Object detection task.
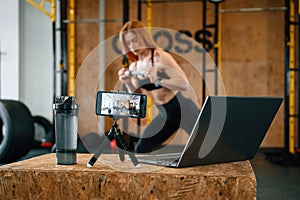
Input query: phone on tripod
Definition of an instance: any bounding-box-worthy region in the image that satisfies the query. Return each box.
[95,91,147,118]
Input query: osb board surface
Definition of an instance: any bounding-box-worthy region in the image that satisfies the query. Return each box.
[0,154,256,200]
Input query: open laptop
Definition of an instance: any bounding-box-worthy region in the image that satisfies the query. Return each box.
[137,96,283,167]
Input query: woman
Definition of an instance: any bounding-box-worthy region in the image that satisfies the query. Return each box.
[118,20,199,153]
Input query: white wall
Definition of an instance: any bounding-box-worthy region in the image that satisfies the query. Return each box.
[20,0,54,121]
[0,0,54,121]
[0,0,20,100]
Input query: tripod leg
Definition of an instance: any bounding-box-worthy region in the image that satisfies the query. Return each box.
[87,137,110,167]
[127,151,140,167]
[116,139,125,162]
[115,131,140,167]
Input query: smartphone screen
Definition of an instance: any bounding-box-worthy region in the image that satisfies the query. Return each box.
[95,91,147,118]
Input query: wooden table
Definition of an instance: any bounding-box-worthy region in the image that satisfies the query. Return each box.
[0,153,256,199]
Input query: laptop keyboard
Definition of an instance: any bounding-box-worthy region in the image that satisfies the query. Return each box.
[137,153,181,166]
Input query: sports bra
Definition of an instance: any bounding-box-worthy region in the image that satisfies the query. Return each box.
[136,49,169,91]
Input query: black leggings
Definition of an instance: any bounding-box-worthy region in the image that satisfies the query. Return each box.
[135,92,200,153]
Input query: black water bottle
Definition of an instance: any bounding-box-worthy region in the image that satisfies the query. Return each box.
[53,96,79,165]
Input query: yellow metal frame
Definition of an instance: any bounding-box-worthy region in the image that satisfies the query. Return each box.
[217,3,222,94]
[146,0,153,124]
[68,0,76,96]
[289,0,296,154]
[146,0,152,28]
[26,0,56,22]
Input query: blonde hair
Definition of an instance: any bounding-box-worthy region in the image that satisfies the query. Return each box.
[119,20,158,62]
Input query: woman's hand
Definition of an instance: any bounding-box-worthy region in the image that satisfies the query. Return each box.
[118,68,131,85]
[144,66,158,84]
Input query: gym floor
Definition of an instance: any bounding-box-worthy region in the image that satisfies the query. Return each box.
[2,148,300,199]
[250,149,300,200]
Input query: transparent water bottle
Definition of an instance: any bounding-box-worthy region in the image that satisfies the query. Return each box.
[53,96,79,165]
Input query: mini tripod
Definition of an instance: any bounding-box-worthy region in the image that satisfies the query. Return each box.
[87,117,140,167]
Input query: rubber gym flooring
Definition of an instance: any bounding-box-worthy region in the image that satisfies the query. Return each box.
[1,148,300,200]
[250,149,300,200]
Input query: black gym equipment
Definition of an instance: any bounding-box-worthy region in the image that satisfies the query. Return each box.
[0,100,34,163]
[32,115,54,149]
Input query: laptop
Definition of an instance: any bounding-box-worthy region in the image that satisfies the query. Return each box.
[136,96,283,167]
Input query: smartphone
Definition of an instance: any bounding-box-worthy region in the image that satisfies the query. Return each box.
[95,91,147,118]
